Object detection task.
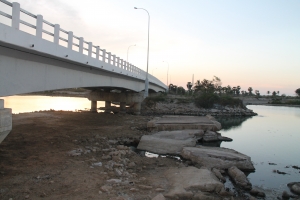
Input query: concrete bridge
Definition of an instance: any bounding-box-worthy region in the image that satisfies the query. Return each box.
[0,0,167,143]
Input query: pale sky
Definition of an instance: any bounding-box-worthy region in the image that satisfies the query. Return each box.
[1,0,299,95]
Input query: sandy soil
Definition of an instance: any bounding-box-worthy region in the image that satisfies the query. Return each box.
[0,111,184,200]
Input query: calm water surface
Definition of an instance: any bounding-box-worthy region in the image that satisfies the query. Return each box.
[220,105,300,192]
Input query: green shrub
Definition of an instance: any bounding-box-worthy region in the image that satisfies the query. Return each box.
[286,100,300,105]
[194,94,244,108]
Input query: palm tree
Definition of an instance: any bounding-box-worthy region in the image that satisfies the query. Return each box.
[267,91,270,95]
[248,87,253,95]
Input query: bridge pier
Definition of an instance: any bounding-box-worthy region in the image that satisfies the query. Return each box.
[0,99,12,144]
[90,100,97,113]
[87,91,144,115]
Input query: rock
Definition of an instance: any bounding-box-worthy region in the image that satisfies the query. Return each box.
[287,182,300,195]
[203,131,219,142]
[212,168,226,182]
[137,135,197,154]
[67,149,83,156]
[193,192,222,200]
[151,193,166,200]
[155,188,165,192]
[138,185,153,190]
[164,166,225,199]
[181,146,255,171]
[282,191,290,199]
[101,155,111,160]
[250,188,266,197]
[127,162,136,168]
[114,168,122,176]
[92,162,102,167]
[100,185,112,192]
[106,179,122,184]
[129,188,139,192]
[228,166,252,190]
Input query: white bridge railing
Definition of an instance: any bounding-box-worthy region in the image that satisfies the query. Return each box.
[0,0,145,77]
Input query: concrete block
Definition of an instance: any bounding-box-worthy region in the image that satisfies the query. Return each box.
[0,108,12,144]
[0,99,4,109]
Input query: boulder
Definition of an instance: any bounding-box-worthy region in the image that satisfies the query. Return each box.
[181,146,255,171]
[164,166,225,199]
[228,166,252,190]
[203,131,233,142]
[287,182,300,195]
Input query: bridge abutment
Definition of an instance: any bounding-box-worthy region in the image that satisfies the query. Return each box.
[0,99,12,144]
[87,91,144,114]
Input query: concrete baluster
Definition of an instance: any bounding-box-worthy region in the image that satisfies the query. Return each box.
[107,52,111,65]
[88,42,92,57]
[96,46,100,60]
[102,49,106,62]
[68,31,73,50]
[120,59,123,69]
[112,55,116,66]
[116,57,120,68]
[54,24,60,44]
[36,15,43,38]
[79,37,84,54]
[12,2,20,30]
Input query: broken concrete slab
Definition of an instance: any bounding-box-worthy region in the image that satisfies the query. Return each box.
[164,166,226,199]
[181,146,255,171]
[137,135,197,155]
[147,115,221,132]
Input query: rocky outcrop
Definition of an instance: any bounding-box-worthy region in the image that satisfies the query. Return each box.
[181,146,255,171]
[142,100,257,116]
[202,130,232,142]
[228,166,252,190]
[164,166,231,199]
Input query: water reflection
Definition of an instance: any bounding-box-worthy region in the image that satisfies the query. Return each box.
[220,105,300,192]
[215,116,253,131]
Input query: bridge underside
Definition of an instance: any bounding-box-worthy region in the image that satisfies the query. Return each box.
[0,43,164,97]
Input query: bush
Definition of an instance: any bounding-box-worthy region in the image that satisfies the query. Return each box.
[286,100,300,105]
[144,94,166,107]
[194,94,244,108]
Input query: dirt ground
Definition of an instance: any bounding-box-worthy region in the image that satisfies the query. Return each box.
[0,111,183,200]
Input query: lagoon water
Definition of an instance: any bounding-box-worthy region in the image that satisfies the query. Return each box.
[220,105,300,192]
[2,96,300,193]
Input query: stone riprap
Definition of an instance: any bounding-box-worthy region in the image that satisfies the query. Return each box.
[164,166,231,199]
[147,115,221,132]
[137,130,203,154]
[143,101,257,116]
[181,146,255,171]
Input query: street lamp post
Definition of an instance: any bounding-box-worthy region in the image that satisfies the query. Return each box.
[134,7,150,98]
[127,44,136,63]
[163,61,169,87]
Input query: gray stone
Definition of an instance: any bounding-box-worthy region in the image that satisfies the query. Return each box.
[164,166,224,199]
[181,146,255,171]
[228,166,252,190]
[151,193,166,200]
[287,182,300,195]
[212,168,226,183]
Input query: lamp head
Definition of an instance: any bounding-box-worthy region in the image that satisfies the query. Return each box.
[134,7,137,9]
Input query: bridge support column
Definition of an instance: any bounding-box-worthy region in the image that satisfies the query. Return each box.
[132,102,141,115]
[87,91,144,115]
[0,99,12,144]
[120,102,126,114]
[105,101,111,113]
[90,100,97,113]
